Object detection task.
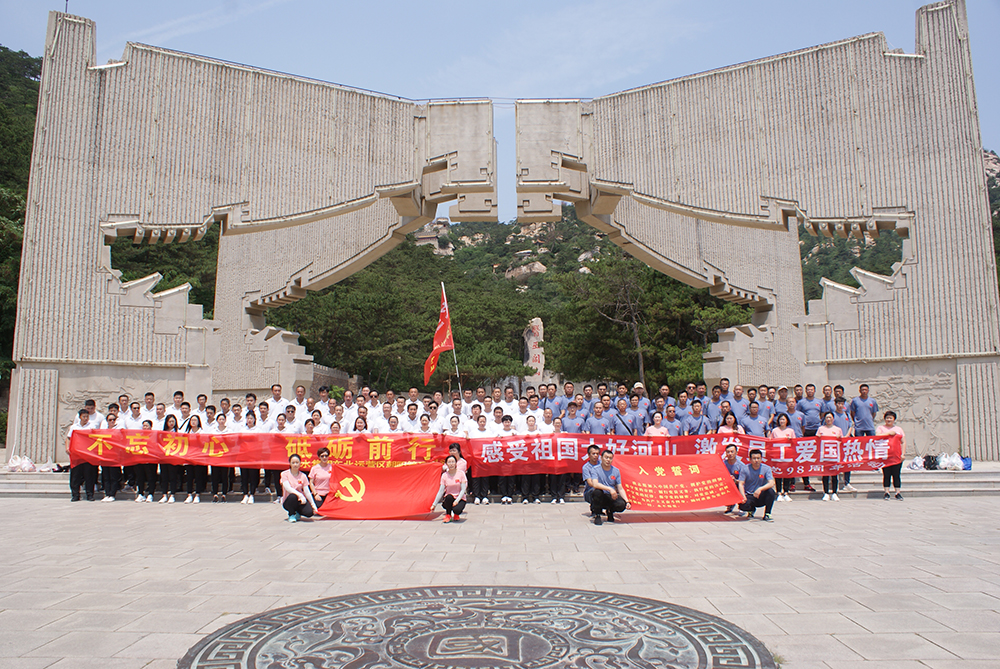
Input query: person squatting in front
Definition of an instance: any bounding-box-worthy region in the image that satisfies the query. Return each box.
[738,448,776,521]
[280,454,318,523]
[584,448,630,525]
[432,454,468,523]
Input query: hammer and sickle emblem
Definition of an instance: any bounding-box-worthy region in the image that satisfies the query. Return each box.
[335,475,366,502]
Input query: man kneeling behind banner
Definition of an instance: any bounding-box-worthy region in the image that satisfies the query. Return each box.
[318,462,442,520]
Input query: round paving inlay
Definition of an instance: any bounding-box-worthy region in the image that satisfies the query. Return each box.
[179,586,776,668]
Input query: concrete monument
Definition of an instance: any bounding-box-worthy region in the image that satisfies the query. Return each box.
[8,0,999,462]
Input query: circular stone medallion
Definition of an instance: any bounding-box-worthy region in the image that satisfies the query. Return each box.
[179,586,776,669]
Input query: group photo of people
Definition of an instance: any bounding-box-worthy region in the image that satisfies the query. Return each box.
[65,377,905,524]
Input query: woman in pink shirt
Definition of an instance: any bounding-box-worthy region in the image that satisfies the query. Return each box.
[644,412,670,437]
[308,447,332,508]
[816,412,843,501]
[281,454,317,523]
[717,412,745,435]
[876,410,906,500]
[431,454,468,523]
[770,413,796,502]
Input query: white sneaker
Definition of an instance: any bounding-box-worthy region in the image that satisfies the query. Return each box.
[550,498,558,504]
[474,498,481,505]
[192,495,200,504]
[831,493,840,501]
[159,495,168,504]
[558,498,565,504]
[240,496,247,504]
[147,494,154,503]
[135,495,144,503]
[184,496,192,504]
[783,494,792,502]
[843,484,858,493]
[168,495,175,504]
[534,499,541,504]
[103,496,115,503]
[248,495,254,504]
[482,497,490,505]
[522,498,529,505]
[822,493,830,501]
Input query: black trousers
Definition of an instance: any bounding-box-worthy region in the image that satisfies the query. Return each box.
[282,494,315,517]
[264,469,282,492]
[739,488,776,515]
[499,475,516,497]
[186,465,208,495]
[777,477,793,493]
[135,463,157,496]
[549,473,566,500]
[241,468,260,496]
[70,463,98,500]
[590,489,627,517]
[882,463,902,489]
[520,474,541,501]
[822,475,839,494]
[801,427,818,485]
[210,466,232,495]
[101,466,122,498]
[443,494,467,517]
[160,464,183,495]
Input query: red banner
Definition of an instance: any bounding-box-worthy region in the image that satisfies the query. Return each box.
[69,430,902,479]
[616,455,745,511]
[318,462,441,520]
[69,431,451,470]
[465,433,902,477]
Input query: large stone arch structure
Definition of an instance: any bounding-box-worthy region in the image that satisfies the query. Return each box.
[9,0,1000,461]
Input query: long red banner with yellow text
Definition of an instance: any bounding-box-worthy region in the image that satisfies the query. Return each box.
[69,430,902,477]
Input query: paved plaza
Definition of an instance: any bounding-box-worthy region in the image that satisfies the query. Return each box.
[1,494,998,668]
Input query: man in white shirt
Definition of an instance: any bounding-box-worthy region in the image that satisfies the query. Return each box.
[400,403,422,432]
[512,398,533,433]
[257,402,276,432]
[72,399,107,428]
[268,384,289,417]
[489,407,506,436]
[122,402,146,430]
[166,391,185,421]
[284,405,305,432]
[341,390,359,426]
[391,396,408,419]
[500,386,518,415]
[140,393,157,422]
[316,386,332,417]
[427,402,445,433]
[291,385,309,415]
[152,403,167,430]
[461,389,476,416]
[192,394,209,424]
[538,408,557,434]
[67,409,99,501]
[370,402,393,432]
[229,404,246,431]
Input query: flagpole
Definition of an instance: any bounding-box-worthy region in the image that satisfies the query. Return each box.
[442,282,462,395]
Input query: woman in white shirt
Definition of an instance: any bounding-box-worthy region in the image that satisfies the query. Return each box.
[239,412,260,504]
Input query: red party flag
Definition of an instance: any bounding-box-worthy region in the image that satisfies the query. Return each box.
[423,283,455,385]
[318,462,442,519]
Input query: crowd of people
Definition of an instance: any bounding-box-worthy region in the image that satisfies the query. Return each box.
[65,378,906,523]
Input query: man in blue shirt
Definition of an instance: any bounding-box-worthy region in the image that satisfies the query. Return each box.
[820,385,837,415]
[832,397,858,493]
[632,383,651,416]
[674,392,693,422]
[561,403,587,434]
[611,398,640,435]
[738,449,776,521]
[723,444,747,516]
[580,385,597,417]
[581,445,602,504]
[657,384,676,408]
[718,378,733,405]
[662,405,683,436]
[648,397,667,425]
[729,386,750,420]
[627,395,648,433]
[705,385,725,429]
[796,384,825,437]
[740,402,769,437]
[756,385,774,425]
[682,400,712,435]
[849,384,879,436]
[783,398,805,437]
[585,403,613,435]
[585,449,630,525]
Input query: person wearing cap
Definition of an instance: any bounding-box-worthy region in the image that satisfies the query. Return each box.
[632,382,651,415]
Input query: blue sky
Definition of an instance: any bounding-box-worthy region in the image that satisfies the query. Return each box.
[2,0,997,222]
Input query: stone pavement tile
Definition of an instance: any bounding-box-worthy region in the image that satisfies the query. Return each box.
[121,579,204,595]
[918,633,999,660]
[916,592,1000,610]
[850,577,933,594]
[115,632,205,658]
[0,591,76,610]
[833,633,958,661]
[25,631,145,658]
[915,577,1000,594]
[0,659,56,669]
[45,658,160,669]
[117,611,222,634]
[708,596,797,616]
[196,612,248,635]
[844,610,952,633]
[0,631,58,657]
[37,610,135,632]
[847,593,948,612]
[188,594,282,614]
[727,580,810,598]
[778,595,873,613]
[822,661,929,669]
[766,612,869,635]
[754,633,862,663]
[47,592,141,611]
[921,608,1000,632]
[922,661,1000,669]
[660,582,738,598]
[186,580,264,597]
[721,613,784,637]
[0,609,69,631]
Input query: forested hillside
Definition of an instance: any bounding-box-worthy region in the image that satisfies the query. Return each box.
[1,44,999,395]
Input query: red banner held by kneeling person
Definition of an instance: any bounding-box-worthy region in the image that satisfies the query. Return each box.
[318,462,442,520]
[615,455,745,512]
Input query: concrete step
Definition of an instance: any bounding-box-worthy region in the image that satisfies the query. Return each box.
[3,470,1000,499]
